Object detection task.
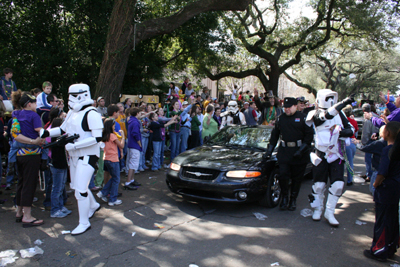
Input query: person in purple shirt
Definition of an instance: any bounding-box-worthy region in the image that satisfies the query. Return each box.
[125,108,143,190]
[364,92,400,128]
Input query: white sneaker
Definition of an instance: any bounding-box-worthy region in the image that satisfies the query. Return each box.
[96,191,108,203]
[51,210,68,218]
[108,199,122,206]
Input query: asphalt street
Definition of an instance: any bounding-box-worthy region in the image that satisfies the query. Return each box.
[0,150,399,267]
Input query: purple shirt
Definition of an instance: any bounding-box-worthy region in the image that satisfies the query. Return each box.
[13,110,42,139]
[372,102,400,128]
[128,116,142,151]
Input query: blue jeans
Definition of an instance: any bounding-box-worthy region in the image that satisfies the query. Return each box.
[369,170,377,195]
[89,173,96,189]
[120,144,128,170]
[346,143,356,183]
[50,167,67,214]
[139,136,149,170]
[180,127,190,154]
[170,131,182,161]
[43,160,53,207]
[199,130,203,145]
[365,153,373,177]
[101,161,120,202]
[152,141,162,170]
[160,139,165,165]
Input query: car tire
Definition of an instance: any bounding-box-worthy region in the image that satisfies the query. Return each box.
[166,180,178,193]
[259,167,281,208]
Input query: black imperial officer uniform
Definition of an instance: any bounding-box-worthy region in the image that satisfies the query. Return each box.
[266,97,314,211]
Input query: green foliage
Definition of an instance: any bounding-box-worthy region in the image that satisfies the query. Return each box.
[1,0,235,99]
[0,0,113,100]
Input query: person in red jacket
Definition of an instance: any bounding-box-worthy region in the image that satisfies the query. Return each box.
[343,105,359,186]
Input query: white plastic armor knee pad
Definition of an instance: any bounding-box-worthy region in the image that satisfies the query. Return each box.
[328,181,344,196]
[75,190,89,201]
[312,182,326,194]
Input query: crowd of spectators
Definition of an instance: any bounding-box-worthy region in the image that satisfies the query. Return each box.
[1,67,400,255]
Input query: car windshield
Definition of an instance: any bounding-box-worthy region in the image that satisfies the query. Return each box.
[206,126,272,150]
[353,109,364,117]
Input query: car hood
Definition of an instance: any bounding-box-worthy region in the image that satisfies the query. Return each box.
[173,145,264,171]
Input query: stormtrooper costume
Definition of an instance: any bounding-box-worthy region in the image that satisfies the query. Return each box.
[220,101,246,129]
[41,84,103,235]
[305,89,354,226]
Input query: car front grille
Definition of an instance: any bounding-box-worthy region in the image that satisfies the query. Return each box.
[181,167,220,181]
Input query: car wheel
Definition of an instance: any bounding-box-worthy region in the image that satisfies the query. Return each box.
[259,168,281,208]
[166,180,178,193]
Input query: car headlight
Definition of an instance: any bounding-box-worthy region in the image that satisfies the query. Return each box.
[170,163,181,171]
[226,170,261,178]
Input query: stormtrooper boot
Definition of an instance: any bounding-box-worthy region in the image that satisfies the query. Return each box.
[87,190,101,219]
[71,194,91,235]
[324,194,340,227]
[312,193,324,221]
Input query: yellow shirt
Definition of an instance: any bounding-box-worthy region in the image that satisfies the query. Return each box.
[116,114,127,137]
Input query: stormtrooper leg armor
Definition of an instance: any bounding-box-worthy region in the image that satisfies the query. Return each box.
[324,181,344,227]
[70,157,97,235]
[310,182,326,221]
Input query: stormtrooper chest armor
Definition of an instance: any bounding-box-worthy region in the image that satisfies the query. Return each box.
[62,107,100,157]
[314,113,344,153]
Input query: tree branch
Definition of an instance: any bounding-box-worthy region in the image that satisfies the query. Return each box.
[284,72,318,96]
[137,0,252,43]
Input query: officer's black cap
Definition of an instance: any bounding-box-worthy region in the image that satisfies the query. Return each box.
[283,97,298,108]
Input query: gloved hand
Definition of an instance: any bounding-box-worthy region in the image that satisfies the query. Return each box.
[293,150,302,158]
[343,94,355,105]
[40,129,49,138]
[293,143,309,158]
[263,144,274,159]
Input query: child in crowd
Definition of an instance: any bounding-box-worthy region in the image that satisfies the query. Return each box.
[36,81,53,114]
[355,126,387,195]
[363,121,400,262]
[49,118,71,218]
[148,113,177,171]
[96,118,125,206]
[189,92,195,104]
[138,107,150,172]
[30,88,41,98]
[125,108,143,190]
[155,107,173,168]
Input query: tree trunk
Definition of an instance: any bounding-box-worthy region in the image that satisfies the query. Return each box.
[95,0,252,104]
[96,0,136,104]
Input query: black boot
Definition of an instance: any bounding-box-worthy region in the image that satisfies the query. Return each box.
[280,195,289,210]
[6,162,15,177]
[288,196,297,211]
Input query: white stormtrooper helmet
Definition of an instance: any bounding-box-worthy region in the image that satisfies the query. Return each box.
[68,84,94,111]
[316,89,338,109]
[227,100,239,113]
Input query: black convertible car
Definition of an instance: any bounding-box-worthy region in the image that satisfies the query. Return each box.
[166,125,285,208]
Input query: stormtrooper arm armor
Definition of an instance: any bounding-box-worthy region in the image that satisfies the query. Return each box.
[338,111,354,138]
[40,127,64,138]
[220,116,227,129]
[239,112,246,125]
[323,96,354,120]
